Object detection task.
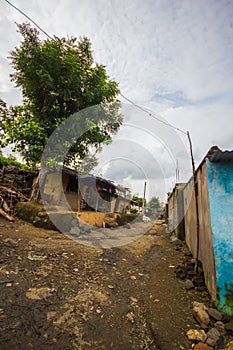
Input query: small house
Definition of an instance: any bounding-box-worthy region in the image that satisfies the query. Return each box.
[42,167,130,215]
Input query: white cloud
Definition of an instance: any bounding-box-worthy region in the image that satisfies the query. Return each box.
[0,0,232,199]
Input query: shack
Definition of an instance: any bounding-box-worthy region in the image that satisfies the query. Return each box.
[183,146,233,315]
[42,167,130,214]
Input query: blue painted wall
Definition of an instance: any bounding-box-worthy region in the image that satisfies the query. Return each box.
[206,160,233,315]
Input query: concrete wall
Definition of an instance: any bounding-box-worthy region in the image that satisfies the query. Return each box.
[206,160,233,314]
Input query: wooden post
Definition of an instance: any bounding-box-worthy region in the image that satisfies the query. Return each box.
[187,131,200,273]
[142,181,147,214]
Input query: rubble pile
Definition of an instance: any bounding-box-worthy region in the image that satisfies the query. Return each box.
[171,238,233,349]
[0,165,37,221]
[186,301,233,349]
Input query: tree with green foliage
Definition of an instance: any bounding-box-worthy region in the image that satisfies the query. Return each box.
[148,196,161,209]
[132,195,144,207]
[0,99,8,139]
[1,23,122,169]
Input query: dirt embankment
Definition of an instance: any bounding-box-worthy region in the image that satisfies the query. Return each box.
[0,217,216,349]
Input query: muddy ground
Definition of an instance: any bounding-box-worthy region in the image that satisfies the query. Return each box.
[0,217,214,349]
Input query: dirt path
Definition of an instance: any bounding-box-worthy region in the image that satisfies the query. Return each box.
[0,217,211,349]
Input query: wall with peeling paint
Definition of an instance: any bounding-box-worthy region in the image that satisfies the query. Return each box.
[183,165,217,303]
[206,160,233,315]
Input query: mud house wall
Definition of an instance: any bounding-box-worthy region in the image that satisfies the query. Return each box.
[206,160,233,315]
[114,194,128,213]
[43,173,63,204]
[60,173,80,211]
[43,173,80,211]
[43,172,127,214]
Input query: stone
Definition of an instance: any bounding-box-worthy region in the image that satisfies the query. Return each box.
[124,223,131,229]
[71,218,79,226]
[193,301,208,310]
[186,329,207,342]
[193,343,214,350]
[26,287,53,300]
[175,268,187,280]
[206,327,221,347]
[126,312,135,323]
[214,321,225,335]
[225,319,233,333]
[207,308,222,321]
[70,226,80,235]
[193,302,210,327]
[185,279,195,290]
[37,211,46,217]
[79,223,91,233]
[226,340,233,350]
[129,297,138,303]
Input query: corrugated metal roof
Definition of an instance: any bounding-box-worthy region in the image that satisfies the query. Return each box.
[50,167,130,193]
[208,149,233,163]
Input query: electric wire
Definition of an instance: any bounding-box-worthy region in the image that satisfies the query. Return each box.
[4,0,52,39]
[119,93,187,135]
[4,0,188,137]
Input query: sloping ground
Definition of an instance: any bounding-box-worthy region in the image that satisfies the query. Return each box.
[0,217,229,349]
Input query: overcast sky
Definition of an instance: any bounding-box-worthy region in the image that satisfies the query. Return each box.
[1,0,233,200]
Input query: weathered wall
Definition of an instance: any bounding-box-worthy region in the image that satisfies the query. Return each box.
[43,173,63,203]
[43,172,127,214]
[167,184,185,240]
[43,173,79,211]
[183,178,197,257]
[114,195,127,213]
[196,163,216,302]
[206,160,233,314]
[183,165,216,302]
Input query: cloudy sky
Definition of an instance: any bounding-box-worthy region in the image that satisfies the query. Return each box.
[1,0,233,200]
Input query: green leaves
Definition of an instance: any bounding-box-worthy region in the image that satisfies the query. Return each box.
[132,196,144,207]
[2,22,122,169]
[148,196,161,209]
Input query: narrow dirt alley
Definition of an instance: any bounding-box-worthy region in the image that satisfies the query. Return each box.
[0,217,211,350]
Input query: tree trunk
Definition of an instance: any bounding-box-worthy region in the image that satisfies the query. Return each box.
[30,168,48,202]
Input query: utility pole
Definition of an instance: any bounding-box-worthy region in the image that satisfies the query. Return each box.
[176,159,180,182]
[187,131,200,273]
[142,181,147,213]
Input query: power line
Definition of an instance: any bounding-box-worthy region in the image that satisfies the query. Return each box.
[4,0,187,137]
[4,0,52,39]
[119,93,187,135]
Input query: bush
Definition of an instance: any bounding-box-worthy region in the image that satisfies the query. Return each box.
[0,155,28,169]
